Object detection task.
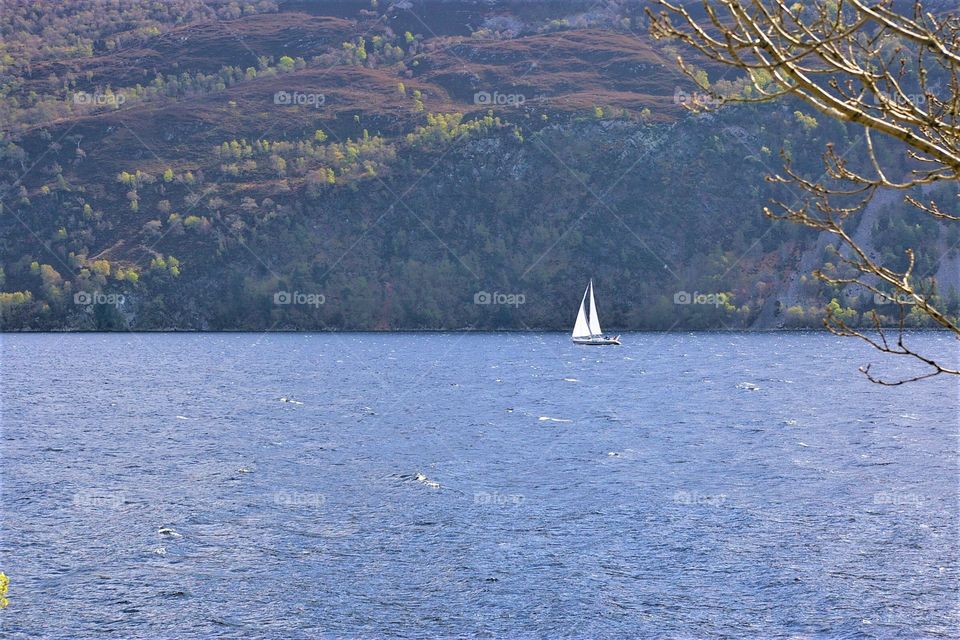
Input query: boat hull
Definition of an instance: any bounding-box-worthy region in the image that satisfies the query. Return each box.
[572,336,621,346]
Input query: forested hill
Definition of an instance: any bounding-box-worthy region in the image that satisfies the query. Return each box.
[1,0,957,330]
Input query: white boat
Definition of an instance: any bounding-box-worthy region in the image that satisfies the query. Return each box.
[571,279,621,346]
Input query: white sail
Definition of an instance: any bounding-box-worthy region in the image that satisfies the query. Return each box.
[572,285,591,338]
[587,280,602,336]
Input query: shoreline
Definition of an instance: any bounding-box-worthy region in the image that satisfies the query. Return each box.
[1,328,953,335]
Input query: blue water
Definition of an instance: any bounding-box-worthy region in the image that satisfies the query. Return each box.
[1,332,958,638]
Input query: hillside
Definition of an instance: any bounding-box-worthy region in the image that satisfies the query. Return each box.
[1,0,957,330]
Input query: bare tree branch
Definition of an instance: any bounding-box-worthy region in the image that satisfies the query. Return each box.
[648,0,959,383]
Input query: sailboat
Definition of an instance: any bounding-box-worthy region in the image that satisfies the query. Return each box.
[571,279,621,345]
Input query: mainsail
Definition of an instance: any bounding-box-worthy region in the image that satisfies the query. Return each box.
[572,285,591,339]
[587,280,602,336]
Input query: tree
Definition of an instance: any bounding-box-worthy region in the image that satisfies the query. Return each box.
[648,0,960,383]
[270,154,287,177]
[91,260,110,277]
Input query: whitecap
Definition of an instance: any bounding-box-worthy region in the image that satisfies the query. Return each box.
[539,416,572,423]
[414,472,441,489]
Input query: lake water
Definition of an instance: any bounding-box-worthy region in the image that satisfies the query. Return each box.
[1,332,958,638]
